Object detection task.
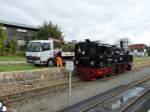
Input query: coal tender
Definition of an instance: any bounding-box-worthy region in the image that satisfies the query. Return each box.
[74,39,133,80]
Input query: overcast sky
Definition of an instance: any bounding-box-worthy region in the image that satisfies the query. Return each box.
[0,0,150,45]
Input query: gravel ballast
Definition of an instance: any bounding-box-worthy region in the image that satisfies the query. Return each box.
[11,67,150,112]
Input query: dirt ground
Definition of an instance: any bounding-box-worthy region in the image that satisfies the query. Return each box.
[8,66,150,112]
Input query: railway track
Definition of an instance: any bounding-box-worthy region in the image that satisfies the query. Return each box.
[0,78,80,107]
[0,62,149,110]
[118,87,150,112]
[60,76,150,112]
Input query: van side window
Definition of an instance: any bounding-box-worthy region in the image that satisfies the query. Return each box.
[42,43,51,51]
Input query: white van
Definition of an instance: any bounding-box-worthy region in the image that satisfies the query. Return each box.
[26,40,74,66]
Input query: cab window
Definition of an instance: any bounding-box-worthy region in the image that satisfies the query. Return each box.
[42,43,51,51]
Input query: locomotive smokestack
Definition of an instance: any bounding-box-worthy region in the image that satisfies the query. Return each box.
[85,39,90,43]
[120,40,124,49]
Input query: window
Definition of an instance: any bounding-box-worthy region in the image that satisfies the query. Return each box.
[27,42,41,52]
[17,29,27,32]
[41,43,51,51]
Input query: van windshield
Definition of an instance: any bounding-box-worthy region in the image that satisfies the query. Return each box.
[27,42,41,52]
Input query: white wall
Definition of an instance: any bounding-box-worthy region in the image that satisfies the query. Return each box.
[130,49,148,56]
[18,40,25,46]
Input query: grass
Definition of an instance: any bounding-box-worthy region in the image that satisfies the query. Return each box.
[133,56,150,62]
[0,64,48,72]
[0,55,25,61]
[0,55,149,72]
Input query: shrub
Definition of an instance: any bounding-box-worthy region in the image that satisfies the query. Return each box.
[4,37,18,54]
[62,42,75,52]
[10,38,18,53]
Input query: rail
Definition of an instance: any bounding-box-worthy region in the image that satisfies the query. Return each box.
[60,76,150,112]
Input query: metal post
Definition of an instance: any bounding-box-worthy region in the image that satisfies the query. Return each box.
[69,71,72,101]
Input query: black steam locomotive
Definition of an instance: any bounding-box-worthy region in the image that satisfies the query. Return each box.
[74,39,133,80]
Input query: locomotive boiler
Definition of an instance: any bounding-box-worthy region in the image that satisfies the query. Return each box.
[74,39,133,80]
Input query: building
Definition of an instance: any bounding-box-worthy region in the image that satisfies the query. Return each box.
[0,20,39,46]
[128,44,148,56]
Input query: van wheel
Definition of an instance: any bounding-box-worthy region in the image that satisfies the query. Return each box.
[47,59,55,66]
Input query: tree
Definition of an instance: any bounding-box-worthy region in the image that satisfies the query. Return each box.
[36,21,64,41]
[62,42,75,52]
[5,37,18,54]
[10,37,18,53]
[147,46,150,56]
[24,35,30,49]
[0,25,7,54]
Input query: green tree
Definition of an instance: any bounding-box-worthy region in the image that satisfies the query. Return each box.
[62,42,75,52]
[10,37,18,53]
[5,37,18,54]
[36,21,64,41]
[147,46,150,56]
[0,25,7,54]
[24,35,30,49]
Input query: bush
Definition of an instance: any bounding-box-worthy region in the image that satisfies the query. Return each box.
[10,38,18,53]
[62,42,75,52]
[4,38,18,55]
[19,45,26,51]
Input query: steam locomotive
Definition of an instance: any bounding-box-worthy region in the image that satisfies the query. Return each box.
[74,39,133,80]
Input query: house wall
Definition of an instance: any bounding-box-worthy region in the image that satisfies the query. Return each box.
[130,49,148,56]
[128,44,148,57]
[1,24,38,46]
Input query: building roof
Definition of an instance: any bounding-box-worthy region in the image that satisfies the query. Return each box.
[128,44,146,50]
[0,20,40,30]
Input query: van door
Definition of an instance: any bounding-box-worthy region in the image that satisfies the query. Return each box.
[41,42,54,62]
